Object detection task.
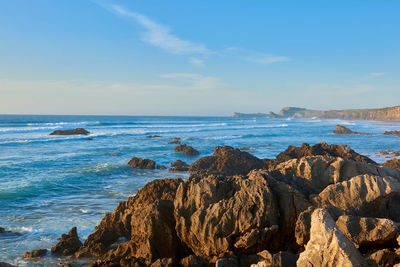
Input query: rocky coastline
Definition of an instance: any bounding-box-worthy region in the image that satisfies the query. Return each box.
[19,142,400,267]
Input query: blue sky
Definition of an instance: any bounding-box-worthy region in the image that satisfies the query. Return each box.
[0,0,399,115]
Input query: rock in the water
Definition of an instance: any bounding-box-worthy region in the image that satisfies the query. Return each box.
[336,215,398,249]
[147,135,162,138]
[366,248,398,267]
[382,158,400,170]
[312,174,400,220]
[169,160,189,172]
[24,249,47,258]
[0,263,17,267]
[333,125,368,135]
[189,146,265,176]
[0,227,7,234]
[78,178,184,262]
[297,209,367,267]
[174,144,199,156]
[384,130,400,137]
[51,227,82,255]
[49,128,90,135]
[168,140,181,144]
[127,157,156,169]
[275,142,376,165]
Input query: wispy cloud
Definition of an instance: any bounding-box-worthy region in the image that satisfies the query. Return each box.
[160,73,224,89]
[107,5,209,55]
[243,54,290,65]
[369,72,385,77]
[188,57,205,67]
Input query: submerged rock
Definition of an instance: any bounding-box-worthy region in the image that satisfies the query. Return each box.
[49,128,90,135]
[168,140,181,144]
[169,160,189,172]
[333,125,368,135]
[174,144,199,156]
[0,263,17,267]
[24,249,47,258]
[189,146,265,176]
[297,209,367,267]
[51,227,82,256]
[384,130,400,137]
[128,157,156,169]
[147,135,162,138]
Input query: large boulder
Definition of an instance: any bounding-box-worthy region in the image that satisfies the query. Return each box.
[312,174,400,220]
[174,170,309,259]
[174,144,200,156]
[77,178,184,263]
[274,142,376,165]
[297,209,368,267]
[127,157,156,169]
[382,159,400,170]
[51,227,82,255]
[49,128,89,135]
[169,160,189,172]
[333,125,368,135]
[366,248,399,267]
[24,249,47,258]
[189,146,266,176]
[336,215,398,249]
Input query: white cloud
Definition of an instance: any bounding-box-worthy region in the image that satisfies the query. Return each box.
[108,5,209,55]
[160,73,224,89]
[244,54,290,65]
[369,72,385,77]
[188,57,205,67]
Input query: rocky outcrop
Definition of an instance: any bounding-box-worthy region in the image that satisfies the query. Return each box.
[24,249,47,258]
[50,128,90,135]
[382,159,400,170]
[384,130,400,137]
[174,144,200,156]
[333,125,368,135]
[274,142,376,165]
[77,178,184,264]
[297,209,368,267]
[366,248,399,267]
[168,140,181,144]
[127,157,156,169]
[51,227,83,255]
[312,174,400,220]
[147,135,162,138]
[336,215,398,249]
[189,146,266,176]
[169,160,189,172]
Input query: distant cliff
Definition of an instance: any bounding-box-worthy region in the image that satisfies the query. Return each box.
[233,106,400,121]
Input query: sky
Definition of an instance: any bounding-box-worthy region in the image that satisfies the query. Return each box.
[0,0,399,115]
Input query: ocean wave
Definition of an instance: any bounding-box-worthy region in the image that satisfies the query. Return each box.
[0,126,60,132]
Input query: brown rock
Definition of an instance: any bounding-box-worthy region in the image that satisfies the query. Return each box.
[150,258,174,267]
[169,160,189,172]
[275,142,376,165]
[50,128,89,135]
[384,130,400,137]
[312,174,400,220]
[157,165,167,170]
[366,249,398,267]
[51,227,82,256]
[381,158,400,170]
[127,157,156,169]
[336,215,398,249]
[78,179,184,262]
[297,209,368,267]
[179,255,207,267]
[147,135,162,138]
[168,140,181,144]
[294,207,315,247]
[333,125,368,135]
[24,248,47,258]
[174,144,200,156]
[189,146,265,176]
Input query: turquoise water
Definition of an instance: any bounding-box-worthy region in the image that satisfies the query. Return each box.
[0,115,399,266]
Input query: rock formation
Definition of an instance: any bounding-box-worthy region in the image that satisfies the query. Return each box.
[127,157,156,169]
[24,249,47,258]
[382,158,400,170]
[333,125,368,135]
[51,227,83,255]
[384,130,400,137]
[174,144,200,156]
[49,128,90,135]
[169,160,189,172]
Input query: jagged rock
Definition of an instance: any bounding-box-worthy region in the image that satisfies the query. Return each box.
[127,157,156,169]
[384,130,400,137]
[179,255,207,267]
[366,249,398,267]
[157,165,167,170]
[174,170,309,259]
[333,125,368,135]
[336,215,398,249]
[169,160,189,172]
[150,258,174,267]
[271,155,400,195]
[24,249,47,258]
[312,174,400,220]
[250,251,297,267]
[51,227,82,255]
[294,207,315,247]
[297,209,368,267]
[0,227,7,234]
[168,140,181,144]
[174,144,199,156]
[382,159,400,170]
[189,146,265,176]
[215,258,238,267]
[50,128,89,135]
[78,179,184,262]
[274,142,376,165]
[147,135,162,138]
[88,256,146,267]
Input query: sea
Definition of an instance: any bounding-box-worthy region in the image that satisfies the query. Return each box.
[0,115,399,266]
